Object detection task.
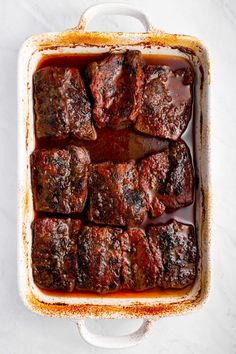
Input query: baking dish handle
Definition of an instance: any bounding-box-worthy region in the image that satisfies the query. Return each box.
[77,3,156,32]
[75,318,152,349]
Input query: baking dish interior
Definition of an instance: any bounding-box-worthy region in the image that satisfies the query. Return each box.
[18,32,210,317]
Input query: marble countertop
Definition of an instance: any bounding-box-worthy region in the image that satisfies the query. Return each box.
[0,0,235,353]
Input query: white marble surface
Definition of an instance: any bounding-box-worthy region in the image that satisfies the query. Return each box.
[0,0,235,352]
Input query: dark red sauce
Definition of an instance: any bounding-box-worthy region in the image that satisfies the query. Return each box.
[35,53,195,298]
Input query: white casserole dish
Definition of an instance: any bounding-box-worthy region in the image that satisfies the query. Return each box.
[17,3,211,348]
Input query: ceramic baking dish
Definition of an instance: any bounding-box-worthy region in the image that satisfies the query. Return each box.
[17,3,211,348]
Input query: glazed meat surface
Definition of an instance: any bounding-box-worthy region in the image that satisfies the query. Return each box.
[159,140,194,210]
[139,140,194,217]
[87,50,144,129]
[77,226,123,293]
[77,226,160,293]
[135,65,193,140]
[121,228,161,290]
[88,161,147,226]
[34,67,97,140]
[147,220,198,288]
[31,146,90,214]
[32,218,81,291]
[75,221,197,293]
[31,53,197,295]
[32,219,198,293]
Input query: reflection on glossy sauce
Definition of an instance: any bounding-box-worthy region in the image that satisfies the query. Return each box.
[36,128,169,163]
[41,284,193,298]
[34,53,195,299]
[37,53,192,72]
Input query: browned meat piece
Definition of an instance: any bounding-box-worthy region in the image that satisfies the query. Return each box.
[120,228,161,290]
[139,140,194,217]
[159,140,194,210]
[34,67,97,140]
[147,220,198,288]
[31,146,90,214]
[135,65,193,140]
[139,150,169,217]
[76,226,161,293]
[87,50,144,129]
[32,218,81,291]
[88,161,147,226]
[77,226,122,293]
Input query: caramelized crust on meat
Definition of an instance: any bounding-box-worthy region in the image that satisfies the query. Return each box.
[77,226,123,293]
[31,146,90,214]
[32,219,198,293]
[88,161,147,226]
[135,65,193,140]
[31,53,197,296]
[32,218,81,291]
[158,140,194,210]
[75,221,197,293]
[77,226,159,293]
[139,150,169,217]
[120,228,161,290]
[147,220,198,288]
[34,67,97,140]
[87,50,144,129]
[139,140,194,217]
